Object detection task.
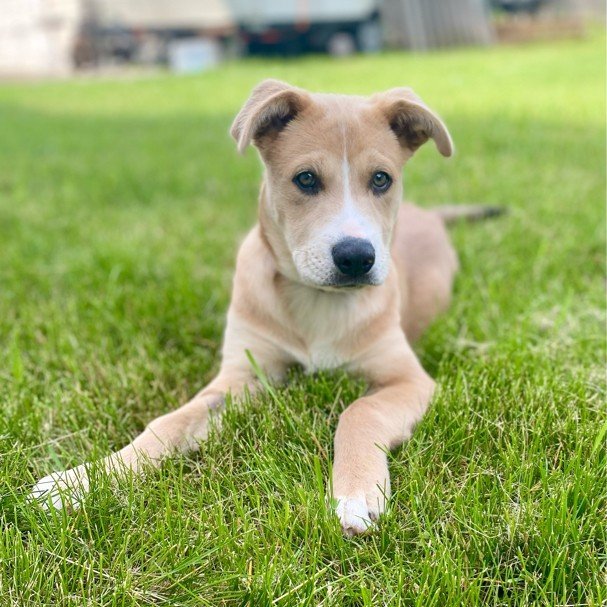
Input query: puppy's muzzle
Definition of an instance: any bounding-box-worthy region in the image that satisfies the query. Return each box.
[332,237,375,278]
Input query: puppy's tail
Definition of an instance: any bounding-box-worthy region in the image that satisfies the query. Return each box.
[435,204,507,224]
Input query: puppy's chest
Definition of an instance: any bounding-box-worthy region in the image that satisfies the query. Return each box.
[283,292,362,372]
[301,339,345,372]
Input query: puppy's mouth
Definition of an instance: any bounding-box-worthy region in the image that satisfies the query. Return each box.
[332,274,376,288]
[314,273,380,292]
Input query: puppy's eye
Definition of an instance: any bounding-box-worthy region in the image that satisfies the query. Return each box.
[370,171,392,194]
[293,171,319,194]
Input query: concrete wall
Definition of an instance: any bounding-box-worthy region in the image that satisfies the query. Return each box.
[0,0,82,76]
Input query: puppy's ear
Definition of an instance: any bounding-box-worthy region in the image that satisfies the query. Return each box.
[230,79,311,154]
[375,88,453,157]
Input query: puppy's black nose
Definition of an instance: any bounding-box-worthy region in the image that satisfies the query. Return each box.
[332,238,375,277]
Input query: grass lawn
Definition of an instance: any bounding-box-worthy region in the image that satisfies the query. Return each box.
[0,31,605,606]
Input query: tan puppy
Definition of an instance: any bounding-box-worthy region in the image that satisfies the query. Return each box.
[33,80,464,535]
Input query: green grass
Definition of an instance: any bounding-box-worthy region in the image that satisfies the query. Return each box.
[0,32,605,606]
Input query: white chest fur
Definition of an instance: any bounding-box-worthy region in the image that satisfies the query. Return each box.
[282,283,379,372]
[303,339,346,371]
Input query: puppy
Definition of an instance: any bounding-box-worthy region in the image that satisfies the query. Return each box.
[34,80,481,536]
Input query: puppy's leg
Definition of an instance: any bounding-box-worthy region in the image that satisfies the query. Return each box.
[332,332,435,536]
[30,365,256,509]
[32,321,287,510]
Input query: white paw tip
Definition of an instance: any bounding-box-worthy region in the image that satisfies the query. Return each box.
[335,496,375,536]
[30,472,86,511]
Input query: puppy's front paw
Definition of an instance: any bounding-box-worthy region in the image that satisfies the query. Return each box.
[31,466,89,511]
[333,487,387,537]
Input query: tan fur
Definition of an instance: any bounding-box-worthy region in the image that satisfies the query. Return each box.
[32,80,459,536]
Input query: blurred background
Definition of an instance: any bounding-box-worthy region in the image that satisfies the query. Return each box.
[0,0,604,78]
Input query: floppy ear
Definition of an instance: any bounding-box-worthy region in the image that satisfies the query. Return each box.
[230,79,311,154]
[375,88,453,157]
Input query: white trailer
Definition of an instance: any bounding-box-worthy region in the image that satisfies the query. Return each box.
[228,0,495,54]
[226,0,383,55]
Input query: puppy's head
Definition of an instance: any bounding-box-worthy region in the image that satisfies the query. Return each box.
[231,79,452,290]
